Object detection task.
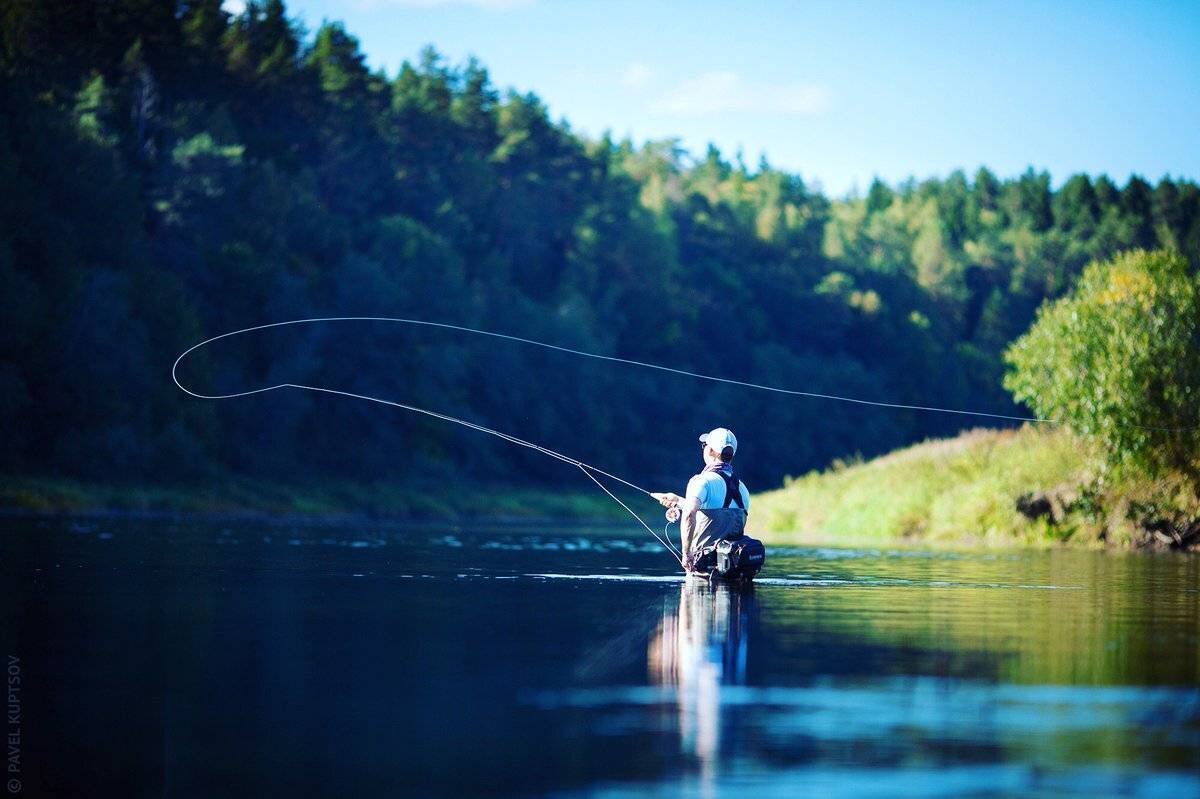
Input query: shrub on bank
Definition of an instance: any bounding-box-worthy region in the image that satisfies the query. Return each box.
[1003,249,1200,482]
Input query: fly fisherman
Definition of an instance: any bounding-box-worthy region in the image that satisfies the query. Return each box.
[651,428,753,575]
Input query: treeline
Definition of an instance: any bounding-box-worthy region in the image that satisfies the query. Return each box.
[1,0,1197,495]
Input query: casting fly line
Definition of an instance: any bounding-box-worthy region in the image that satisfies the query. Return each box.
[172,315,1067,564]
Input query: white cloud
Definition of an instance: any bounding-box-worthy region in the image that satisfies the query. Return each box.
[653,71,830,116]
[621,62,654,90]
[351,0,534,10]
[221,0,246,14]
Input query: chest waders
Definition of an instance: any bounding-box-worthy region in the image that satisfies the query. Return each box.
[689,469,765,581]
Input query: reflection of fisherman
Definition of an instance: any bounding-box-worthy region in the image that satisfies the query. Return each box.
[651,428,750,574]
[646,581,753,784]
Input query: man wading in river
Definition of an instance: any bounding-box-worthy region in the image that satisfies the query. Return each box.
[651,428,764,580]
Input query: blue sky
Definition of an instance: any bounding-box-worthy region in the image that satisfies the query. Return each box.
[232,0,1199,197]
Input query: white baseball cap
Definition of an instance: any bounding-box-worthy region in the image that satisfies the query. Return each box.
[698,427,737,455]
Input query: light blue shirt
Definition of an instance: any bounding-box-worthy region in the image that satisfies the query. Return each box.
[686,470,751,511]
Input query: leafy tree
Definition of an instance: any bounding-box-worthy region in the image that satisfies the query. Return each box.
[1002,168,1052,232]
[937,170,971,249]
[865,178,893,215]
[1120,176,1156,250]
[1004,250,1200,479]
[1052,174,1099,235]
[971,166,1000,216]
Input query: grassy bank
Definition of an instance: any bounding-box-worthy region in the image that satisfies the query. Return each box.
[750,425,1200,550]
[9,427,1198,550]
[0,475,627,523]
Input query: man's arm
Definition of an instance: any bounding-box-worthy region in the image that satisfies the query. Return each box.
[678,496,699,564]
[655,475,707,570]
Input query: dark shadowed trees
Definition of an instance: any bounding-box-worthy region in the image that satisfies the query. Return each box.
[1,1,1197,495]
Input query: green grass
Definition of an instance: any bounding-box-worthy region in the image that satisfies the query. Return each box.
[0,474,626,523]
[750,425,1102,547]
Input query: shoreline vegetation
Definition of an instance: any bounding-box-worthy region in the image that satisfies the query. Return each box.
[751,425,1200,552]
[0,475,627,525]
[7,424,1197,551]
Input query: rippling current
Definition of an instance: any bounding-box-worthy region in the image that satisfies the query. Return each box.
[0,515,1196,797]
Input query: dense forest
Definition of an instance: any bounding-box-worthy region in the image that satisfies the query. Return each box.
[2,0,1198,497]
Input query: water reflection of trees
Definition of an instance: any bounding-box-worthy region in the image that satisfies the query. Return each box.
[647,580,755,782]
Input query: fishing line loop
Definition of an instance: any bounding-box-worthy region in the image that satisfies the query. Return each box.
[172,315,1063,424]
[173,317,690,560]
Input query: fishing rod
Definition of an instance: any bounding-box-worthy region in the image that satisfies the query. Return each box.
[170,314,1073,565]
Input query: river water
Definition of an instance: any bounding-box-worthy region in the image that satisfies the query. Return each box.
[1,515,1197,797]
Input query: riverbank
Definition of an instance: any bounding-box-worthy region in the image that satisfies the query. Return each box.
[750,425,1200,551]
[8,427,1198,551]
[0,475,627,524]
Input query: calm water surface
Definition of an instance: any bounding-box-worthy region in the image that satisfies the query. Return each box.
[1,515,1197,798]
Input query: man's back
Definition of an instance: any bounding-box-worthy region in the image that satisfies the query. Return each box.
[684,466,750,569]
[686,468,751,511]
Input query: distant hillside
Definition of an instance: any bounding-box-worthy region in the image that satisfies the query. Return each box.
[750,426,1199,550]
[3,0,1198,499]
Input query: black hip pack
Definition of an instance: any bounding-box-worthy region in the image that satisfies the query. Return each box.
[714,535,766,580]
